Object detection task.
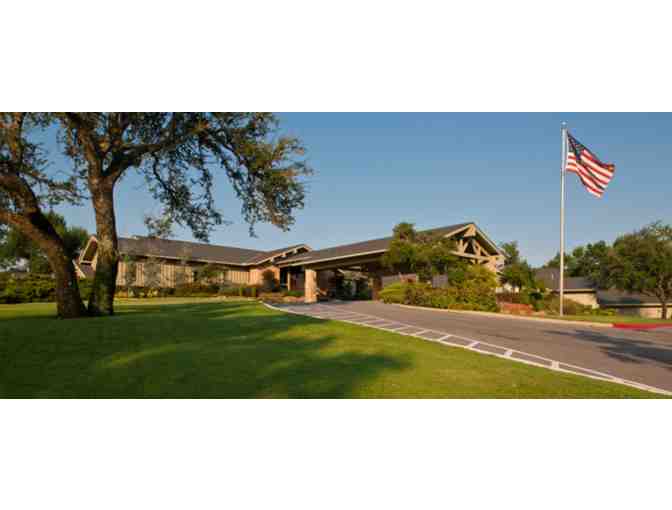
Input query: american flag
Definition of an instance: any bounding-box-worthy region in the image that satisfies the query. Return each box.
[565,132,615,198]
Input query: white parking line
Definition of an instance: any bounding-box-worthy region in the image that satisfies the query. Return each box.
[383,324,408,331]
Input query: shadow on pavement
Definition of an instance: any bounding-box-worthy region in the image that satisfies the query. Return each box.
[545,329,672,369]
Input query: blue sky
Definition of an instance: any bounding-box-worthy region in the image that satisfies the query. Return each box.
[52,113,671,267]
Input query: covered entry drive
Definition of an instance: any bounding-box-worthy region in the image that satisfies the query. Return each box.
[275,222,504,303]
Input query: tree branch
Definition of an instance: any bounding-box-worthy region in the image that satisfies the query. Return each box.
[58,113,105,178]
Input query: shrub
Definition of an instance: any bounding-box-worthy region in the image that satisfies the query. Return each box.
[0,273,98,304]
[218,285,242,297]
[378,265,498,312]
[379,282,406,304]
[541,295,592,316]
[583,307,616,316]
[0,274,56,303]
[173,283,220,297]
[284,289,303,298]
[261,269,280,292]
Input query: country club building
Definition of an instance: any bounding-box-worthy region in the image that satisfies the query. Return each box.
[74,222,505,303]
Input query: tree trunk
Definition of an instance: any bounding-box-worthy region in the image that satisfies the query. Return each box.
[662,301,668,320]
[50,245,88,318]
[6,211,88,318]
[88,185,119,316]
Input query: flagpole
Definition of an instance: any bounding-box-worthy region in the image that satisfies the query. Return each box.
[559,122,567,316]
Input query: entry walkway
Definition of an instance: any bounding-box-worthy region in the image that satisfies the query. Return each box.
[270,300,672,395]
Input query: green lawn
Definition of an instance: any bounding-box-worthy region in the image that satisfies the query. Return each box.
[553,314,670,325]
[0,298,661,398]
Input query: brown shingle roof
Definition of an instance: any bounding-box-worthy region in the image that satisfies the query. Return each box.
[278,223,473,266]
[119,237,266,265]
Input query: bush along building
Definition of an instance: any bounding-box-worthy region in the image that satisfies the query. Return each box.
[73,222,504,303]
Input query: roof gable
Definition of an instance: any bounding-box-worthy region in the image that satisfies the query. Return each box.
[245,244,311,265]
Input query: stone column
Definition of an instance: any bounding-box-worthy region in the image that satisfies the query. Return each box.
[305,268,317,303]
[286,270,292,291]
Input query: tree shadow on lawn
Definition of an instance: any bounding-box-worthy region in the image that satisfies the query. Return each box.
[545,329,672,369]
[0,300,254,324]
[2,303,413,398]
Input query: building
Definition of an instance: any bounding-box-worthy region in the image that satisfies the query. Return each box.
[74,221,504,303]
[535,267,667,318]
[534,268,598,308]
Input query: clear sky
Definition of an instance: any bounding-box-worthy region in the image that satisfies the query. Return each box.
[52,113,671,267]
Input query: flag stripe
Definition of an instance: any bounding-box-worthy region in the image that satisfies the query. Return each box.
[581,154,614,180]
[572,163,606,192]
[565,132,615,198]
[567,155,608,189]
[575,171,604,197]
[582,150,615,174]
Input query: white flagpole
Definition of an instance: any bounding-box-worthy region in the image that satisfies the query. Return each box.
[559,122,567,316]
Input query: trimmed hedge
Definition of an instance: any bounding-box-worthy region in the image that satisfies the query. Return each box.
[173,283,260,298]
[379,282,406,304]
[0,274,94,304]
[0,274,262,304]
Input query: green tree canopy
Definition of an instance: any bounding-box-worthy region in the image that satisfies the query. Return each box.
[382,222,460,281]
[603,222,672,319]
[0,211,88,273]
[542,241,610,282]
[499,240,539,290]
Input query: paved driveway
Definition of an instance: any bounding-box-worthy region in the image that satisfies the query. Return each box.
[276,300,672,393]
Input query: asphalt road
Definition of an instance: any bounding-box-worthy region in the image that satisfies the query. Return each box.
[302,301,672,392]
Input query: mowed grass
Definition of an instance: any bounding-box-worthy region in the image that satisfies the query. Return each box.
[0,298,661,398]
[554,314,671,325]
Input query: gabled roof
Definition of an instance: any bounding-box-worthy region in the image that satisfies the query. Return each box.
[277,222,497,267]
[534,268,595,291]
[79,235,311,267]
[118,236,265,265]
[72,259,94,278]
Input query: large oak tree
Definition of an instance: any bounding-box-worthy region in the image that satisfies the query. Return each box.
[54,113,311,315]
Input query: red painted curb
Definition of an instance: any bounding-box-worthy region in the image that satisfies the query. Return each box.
[613,323,672,330]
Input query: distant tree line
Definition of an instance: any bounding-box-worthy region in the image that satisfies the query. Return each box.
[0,211,88,273]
